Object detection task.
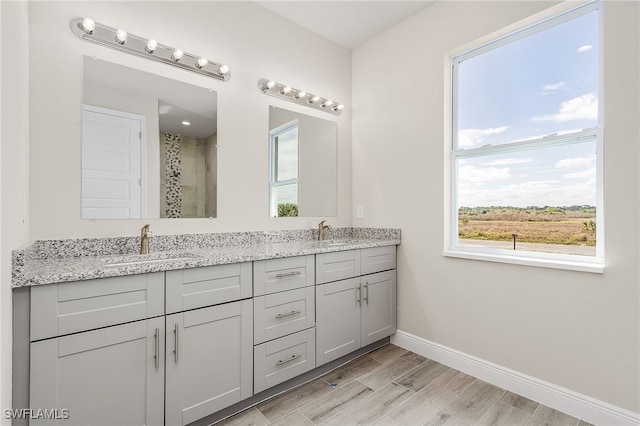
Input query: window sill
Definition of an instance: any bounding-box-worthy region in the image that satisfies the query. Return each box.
[442,250,604,274]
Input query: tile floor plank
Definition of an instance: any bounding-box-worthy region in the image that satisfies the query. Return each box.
[476,401,532,426]
[299,380,374,425]
[348,382,414,425]
[425,411,472,426]
[432,369,476,395]
[268,410,315,426]
[387,382,458,425]
[499,391,539,414]
[438,380,505,424]
[528,405,580,426]
[359,358,417,390]
[400,351,428,365]
[257,379,335,422]
[396,359,451,392]
[323,356,383,388]
[216,407,270,426]
[367,344,408,364]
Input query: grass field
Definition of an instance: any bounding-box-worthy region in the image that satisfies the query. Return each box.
[458,206,596,247]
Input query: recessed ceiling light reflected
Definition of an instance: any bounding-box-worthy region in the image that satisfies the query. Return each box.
[181,121,191,126]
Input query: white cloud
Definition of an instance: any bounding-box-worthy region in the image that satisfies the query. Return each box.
[458,126,508,148]
[531,93,598,123]
[563,167,596,179]
[483,158,532,166]
[458,165,511,184]
[577,45,593,53]
[555,155,596,169]
[542,82,566,91]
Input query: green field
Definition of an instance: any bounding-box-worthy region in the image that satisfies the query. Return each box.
[458,206,596,246]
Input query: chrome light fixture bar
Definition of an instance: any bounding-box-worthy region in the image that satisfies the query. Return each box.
[258,79,343,115]
[70,17,230,81]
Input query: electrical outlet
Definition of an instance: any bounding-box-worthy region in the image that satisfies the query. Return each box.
[356,205,365,219]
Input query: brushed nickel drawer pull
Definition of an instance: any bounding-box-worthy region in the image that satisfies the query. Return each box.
[174,323,179,364]
[276,310,302,319]
[154,327,160,370]
[276,354,302,366]
[275,271,302,278]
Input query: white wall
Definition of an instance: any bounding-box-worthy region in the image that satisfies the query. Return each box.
[28,1,351,239]
[352,0,639,413]
[1,1,31,418]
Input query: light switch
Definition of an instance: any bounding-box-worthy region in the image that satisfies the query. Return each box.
[356,205,365,219]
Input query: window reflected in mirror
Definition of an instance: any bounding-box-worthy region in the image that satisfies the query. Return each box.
[268,106,337,218]
[270,120,299,217]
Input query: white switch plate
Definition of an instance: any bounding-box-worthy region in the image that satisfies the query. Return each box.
[356,205,365,219]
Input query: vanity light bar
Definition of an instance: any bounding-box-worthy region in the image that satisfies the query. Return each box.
[70,17,230,81]
[258,79,344,115]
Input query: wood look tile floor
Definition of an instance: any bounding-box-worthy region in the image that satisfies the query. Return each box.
[218,345,594,426]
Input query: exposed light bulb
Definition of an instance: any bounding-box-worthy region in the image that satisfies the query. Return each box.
[295,91,307,99]
[171,49,184,61]
[181,121,191,126]
[81,17,95,34]
[266,80,276,89]
[281,86,292,95]
[115,29,127,44]
[218,64,229,74]
[309,95,320,103]
[145,39,157,53]
[322,100,334,108]
[195,57,208,69]
[334,104,345,111]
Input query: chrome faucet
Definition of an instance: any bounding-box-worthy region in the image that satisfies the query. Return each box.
[318,220,332,241]
[140,224,153,254]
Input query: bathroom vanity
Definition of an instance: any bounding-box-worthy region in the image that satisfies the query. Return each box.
[12,228,399,426]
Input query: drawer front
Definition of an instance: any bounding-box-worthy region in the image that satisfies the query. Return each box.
[30,272,164,341]
[254,255,315,296]
[316,250,361,284]
[254,328,316,393]
[166,262,252,314]
[254,287,315,344]
[361,245,397,275]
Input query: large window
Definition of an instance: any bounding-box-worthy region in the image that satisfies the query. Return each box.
[448,2,603,271]
[270,120,299,217]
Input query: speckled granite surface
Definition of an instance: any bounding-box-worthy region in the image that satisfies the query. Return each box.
[12,227,400,287]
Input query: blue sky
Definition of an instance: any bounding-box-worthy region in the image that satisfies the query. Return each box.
[456,9,598,208]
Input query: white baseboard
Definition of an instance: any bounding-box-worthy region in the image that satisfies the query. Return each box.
[391,330,640,426]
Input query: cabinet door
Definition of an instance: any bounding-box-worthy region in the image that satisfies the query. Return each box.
[361,270,397,346]
[30,318,164,426]
[315,278,361,366]
[165,299,253,426]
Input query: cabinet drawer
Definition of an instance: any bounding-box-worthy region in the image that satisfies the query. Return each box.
[254,328,316,393]
[361,245,396,275]
[30,272,164,341]
[166,262,252,314]
[254,255,314,296]
[254,287,315,344]
[316,250,361,284]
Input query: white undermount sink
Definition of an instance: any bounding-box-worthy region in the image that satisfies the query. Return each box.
[104,252,195,268]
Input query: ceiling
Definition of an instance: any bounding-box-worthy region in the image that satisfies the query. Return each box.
[255,1,434,49]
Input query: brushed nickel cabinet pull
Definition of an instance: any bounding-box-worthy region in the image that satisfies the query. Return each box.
[276,354,301,366]
[154,327,160,370]
[275,271,302,278]
[174,323,179,364]
[356,283,362,305]
[276,310,302,319]
[364,282,369,305]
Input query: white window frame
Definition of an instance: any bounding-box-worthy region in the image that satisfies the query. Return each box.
[443,1,604,273]
[269,119,300,217]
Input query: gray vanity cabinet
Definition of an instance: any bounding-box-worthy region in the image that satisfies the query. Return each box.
[30,317,165,426]
[165,299,253,426]
[316,246,397,366]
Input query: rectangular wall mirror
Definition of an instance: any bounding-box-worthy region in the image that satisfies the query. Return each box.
[82,56,218,219]
[269,106,337,217]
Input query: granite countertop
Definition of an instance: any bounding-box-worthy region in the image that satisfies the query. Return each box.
[12,228,400,288]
